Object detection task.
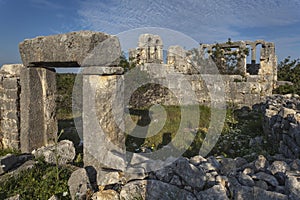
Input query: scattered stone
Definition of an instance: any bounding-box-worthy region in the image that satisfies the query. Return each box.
[48,195,59,200]
[285,172,300,200]
[120,180,196,200]
[196,184,229,200]
[255,180,269,190]
[91,189,120,200]
[68,168,91,200]
[238,172,255,187]
[33,140,75,165]
[172,157,206,190]
[0,154,18,174]
[189,155,206,166]
[220,158,236,176]
[252,172,279,187]
[4,194,20,200]
[255,155,269,171]
[253,187,288,200]
[269,161,290,175]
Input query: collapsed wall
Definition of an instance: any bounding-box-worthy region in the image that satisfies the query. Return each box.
[263,94,300,159]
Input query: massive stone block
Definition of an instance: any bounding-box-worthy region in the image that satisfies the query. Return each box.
[19,31,121,67]
[83,74,126,174]
[20,67,57,152]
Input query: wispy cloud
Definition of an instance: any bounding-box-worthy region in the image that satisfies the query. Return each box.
[78,0,300,42]
[30,0,63,10]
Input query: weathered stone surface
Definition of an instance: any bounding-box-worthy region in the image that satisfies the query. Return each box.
[189,155,207,166]
[255,155,269,171]
[68,168,90,200]
[33,140,75,165]
[197,184,229,200]
[171,157,206,190]
[252,172,279,187]
[4,194,20,200]
[0,64,24,76]
[238,172,255,187]
[220,158,236,175]
[253,187,288,200]
[0,154,18,174]
[20,67,57,153]
[285,172,300,200]
[81,66,124,75]
[96,169,124,186]
[120,180,196,200]
[269,161,290,175]
[91,189,120,200]
[19,31,121,67]
[83,75,125,172]
[48,195,59,200]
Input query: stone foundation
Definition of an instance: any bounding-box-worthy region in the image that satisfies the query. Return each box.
[263,94,300,159]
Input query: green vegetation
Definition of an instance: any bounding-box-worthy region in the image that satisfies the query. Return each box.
[0,159,74,199]
[273,56,300,95]
[125,104,274,160]
[56,73,77,120]
[209,38,249,75]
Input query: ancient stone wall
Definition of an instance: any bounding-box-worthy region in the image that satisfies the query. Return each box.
[0,64,24,150]
[263,94,300,159]
[129,35,277,108]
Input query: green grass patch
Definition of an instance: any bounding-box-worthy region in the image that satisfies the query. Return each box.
[0,159,74,199]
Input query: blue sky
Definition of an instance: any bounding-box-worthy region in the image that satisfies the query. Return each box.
[1,0,300,67]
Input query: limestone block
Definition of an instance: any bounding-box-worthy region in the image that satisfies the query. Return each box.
[68,168,91,200]
[120,180,196,200]
[33,140,75,165]
[83,74,125,171]
[20,67,57,152]
[19,31,121,67]
[0,64,24,76]
[197,184,229,200]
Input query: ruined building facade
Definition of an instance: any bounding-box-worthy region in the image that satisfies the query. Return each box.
[129,34,278,108]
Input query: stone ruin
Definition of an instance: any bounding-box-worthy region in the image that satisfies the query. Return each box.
[1,31,300,200]
[128,34,277,108]
[0,31,279,156]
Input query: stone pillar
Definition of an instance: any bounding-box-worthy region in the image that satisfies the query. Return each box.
[0,64,24,150]
[20,67,57,153]
[82,67,125,183]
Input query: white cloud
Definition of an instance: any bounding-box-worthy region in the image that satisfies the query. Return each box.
[77,0,300,58]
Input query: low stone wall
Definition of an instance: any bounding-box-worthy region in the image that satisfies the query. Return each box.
[69,154,300,200]
[0,64,24,150]
[263,94,300,159]
[129,64,273,108]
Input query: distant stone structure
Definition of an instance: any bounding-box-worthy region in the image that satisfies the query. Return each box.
[129,34,163,64]
[128,34,278,108]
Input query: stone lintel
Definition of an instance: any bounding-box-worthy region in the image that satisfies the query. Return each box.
[19,31,121,68]
[81,66,124,75]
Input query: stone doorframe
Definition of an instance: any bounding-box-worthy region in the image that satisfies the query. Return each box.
[18,31,123,153]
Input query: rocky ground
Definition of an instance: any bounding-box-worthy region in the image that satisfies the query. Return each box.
[1,94,300,199]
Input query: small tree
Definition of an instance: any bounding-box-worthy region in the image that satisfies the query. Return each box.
[274,56,300,95]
